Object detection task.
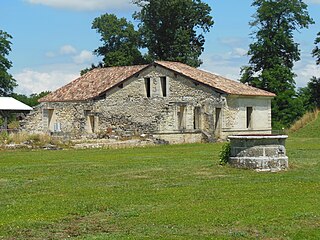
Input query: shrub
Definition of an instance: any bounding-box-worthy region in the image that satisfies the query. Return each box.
[219,142,231,165]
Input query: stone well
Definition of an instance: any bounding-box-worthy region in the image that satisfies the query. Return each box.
[228,135,288,172]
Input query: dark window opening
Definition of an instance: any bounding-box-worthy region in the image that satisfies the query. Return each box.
[89,115,95,133]
[145,78,151,97]
[160,76,167,97]
[247,107,253,128]
[215,108,221,129]
[194,107,201,129]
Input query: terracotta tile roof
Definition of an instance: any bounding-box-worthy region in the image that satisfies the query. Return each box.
[40,61,275,102]
[155,61,276,97]
[39,65,148,102]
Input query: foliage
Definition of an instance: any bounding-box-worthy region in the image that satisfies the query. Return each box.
[11,91,51,107]
[86,0,214,73]
[240,0,314,127]
[297,32,320,111]
[0,30,17,96]
[1,140,320,238]
[219,141,230,165]
[92,14,146,67]
[312,32,320,65]
[307,77,320,109]
[133,0,214,67]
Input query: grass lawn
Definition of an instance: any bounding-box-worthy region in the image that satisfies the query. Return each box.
[0,136,320,239]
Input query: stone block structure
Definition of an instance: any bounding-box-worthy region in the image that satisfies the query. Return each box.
[228,135,288,172]
[23,61,275,143]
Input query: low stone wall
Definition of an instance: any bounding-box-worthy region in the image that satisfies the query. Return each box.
[228,135,288,172]
[153,132,203,144]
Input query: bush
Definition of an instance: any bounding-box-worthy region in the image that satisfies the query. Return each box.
[219,142,231,165]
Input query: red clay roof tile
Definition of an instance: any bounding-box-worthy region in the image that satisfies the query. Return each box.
[39,61,275,102]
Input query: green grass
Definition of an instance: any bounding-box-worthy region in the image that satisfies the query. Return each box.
[0,137,320,239]
[290,110,320,138]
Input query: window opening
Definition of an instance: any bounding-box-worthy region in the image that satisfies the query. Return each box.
[194,107,201,129]
[145,78,151,97]
[247,107,253,128]
[47,109,54,129]
[178,105,186,130]
[215,108,221,129]
[160,76,167,97]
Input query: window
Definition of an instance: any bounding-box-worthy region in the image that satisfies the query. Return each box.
[194,107,201,129]
[178,105,186,130]
[145,78,151,97]
[89,116,95,133]
[246,107,253,128]
[160,76,167,97]
[85,110,97,133]
[215,108,221,129]
[53,123,61,132]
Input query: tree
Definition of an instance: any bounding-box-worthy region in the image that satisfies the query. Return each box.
[92,14,145,67]
[307,77,320,108]
[11,91,51,107]
[0,30,17,96]
[312,32,320,65]
[133,0,214,67]
[240,0,314,127]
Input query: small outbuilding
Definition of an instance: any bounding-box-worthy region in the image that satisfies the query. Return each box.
[0,97,33,132]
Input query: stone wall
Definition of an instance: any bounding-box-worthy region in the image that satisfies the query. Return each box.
[22,65,272,143]
[228,135,288,172]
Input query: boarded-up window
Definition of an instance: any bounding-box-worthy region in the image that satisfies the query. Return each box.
[160,76,167,97]
[194,107,201,129]
[247,107,253,128]
[145,78,151,97]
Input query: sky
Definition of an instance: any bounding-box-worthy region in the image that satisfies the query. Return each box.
[1,0,320,95]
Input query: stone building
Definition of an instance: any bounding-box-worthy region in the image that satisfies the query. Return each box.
[23,61,275,143]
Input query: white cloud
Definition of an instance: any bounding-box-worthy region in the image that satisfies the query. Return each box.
[233,48,247,57]
[14,69,79,95]
[60,45,77,55]
[305,0,320,4]
[294,61,319,88]
[73,50,94,64]
[25,0,134,11]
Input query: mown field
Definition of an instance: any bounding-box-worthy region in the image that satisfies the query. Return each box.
[0,133,320,239]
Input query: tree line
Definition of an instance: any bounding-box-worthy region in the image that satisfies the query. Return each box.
[0,0,319,128]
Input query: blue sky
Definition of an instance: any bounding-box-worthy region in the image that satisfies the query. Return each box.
[1,0,319,94]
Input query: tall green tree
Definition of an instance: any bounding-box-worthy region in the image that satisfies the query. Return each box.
[133,0,214,67]
[240,0,314,128]
[312,32,320,65]
[306,32,320,109]
[92,14,145,67]
[0,30,17,96]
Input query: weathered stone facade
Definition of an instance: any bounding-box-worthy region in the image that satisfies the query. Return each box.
[23,62,274,143]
